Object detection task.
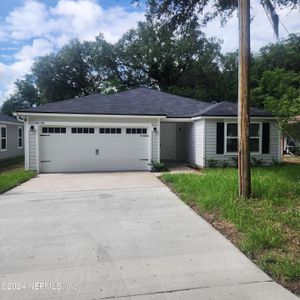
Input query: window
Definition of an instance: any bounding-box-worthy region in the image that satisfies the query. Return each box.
[225,123,261,154]
[126,128,147,134]
[249,124,260,152]
[225,123,238,153]
[71,128,95,134]
[42,127,66,134]
[0,126,7,151]
[18,127,23,148]
[99,128,121,134]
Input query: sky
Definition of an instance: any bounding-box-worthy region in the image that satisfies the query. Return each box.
[0,0,299,103]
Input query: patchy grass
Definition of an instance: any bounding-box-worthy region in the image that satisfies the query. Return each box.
[0,156,25,171]
[161,163,300,294]
[0,156,36,193]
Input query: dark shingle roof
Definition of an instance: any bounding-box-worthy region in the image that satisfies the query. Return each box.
[198,101,273,117]
[17,87,272,118]
[0,114,21,124]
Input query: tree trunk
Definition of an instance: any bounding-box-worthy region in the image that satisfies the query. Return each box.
[238,0,251,198]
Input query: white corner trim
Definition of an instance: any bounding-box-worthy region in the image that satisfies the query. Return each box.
[35,126,40,174]
[202,119,206,167]
[157,120,161,163]
[24,121,29,170]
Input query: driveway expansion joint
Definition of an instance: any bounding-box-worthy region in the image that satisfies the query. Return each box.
[98,279,275,299]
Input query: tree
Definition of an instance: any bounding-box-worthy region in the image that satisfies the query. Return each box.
[1,74,40,115]
[32,39,99,103]
[146,0,298,198]
[221,51,239,101]
[251,33,300,87]
[252,68,300,129]
[146,0,298,28]
[113,19,224,100]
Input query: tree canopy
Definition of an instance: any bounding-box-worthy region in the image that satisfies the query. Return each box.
[1,17,299,126]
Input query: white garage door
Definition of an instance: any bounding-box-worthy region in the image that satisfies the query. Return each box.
[39,126,150,172]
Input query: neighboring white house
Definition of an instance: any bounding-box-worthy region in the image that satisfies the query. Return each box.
[0,114,24,161]
[15,88,280,173]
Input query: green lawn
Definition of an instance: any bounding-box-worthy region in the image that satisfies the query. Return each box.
[162,163,300,294]
[0,156,36,194]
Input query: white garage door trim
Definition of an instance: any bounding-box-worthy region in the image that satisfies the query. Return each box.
[36,123,152,173]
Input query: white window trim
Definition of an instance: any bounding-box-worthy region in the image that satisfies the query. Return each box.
[18,126,23,149]
[224,122,262,155]
[0,125,7,152]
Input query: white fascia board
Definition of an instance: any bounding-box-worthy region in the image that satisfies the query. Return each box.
[15,112,167,119]
[192,116,277,121]
[0,121,23,126]
[163,118,192,122]
[34,121,153,127]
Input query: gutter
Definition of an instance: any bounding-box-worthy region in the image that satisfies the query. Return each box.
[15,112,167,119]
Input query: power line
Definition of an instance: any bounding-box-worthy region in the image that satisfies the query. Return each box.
[279,18,290,35]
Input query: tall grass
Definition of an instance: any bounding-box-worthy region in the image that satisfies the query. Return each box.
[162,164,300,285]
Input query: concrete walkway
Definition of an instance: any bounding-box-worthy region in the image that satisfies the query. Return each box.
[0,173,297,300]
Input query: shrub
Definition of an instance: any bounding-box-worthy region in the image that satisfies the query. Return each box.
[222,160,230,168]
[231,157,238,167]
[272,157,280,166]
[150,161,168,172]
[206,158,218,168]
[251,157,264,167]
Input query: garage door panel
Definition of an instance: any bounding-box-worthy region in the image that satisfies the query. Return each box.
[39,127,150,172]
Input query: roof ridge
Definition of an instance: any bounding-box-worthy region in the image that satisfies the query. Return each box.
[105,87,212,107]
[196,101,225,116]
[152,89,210,106]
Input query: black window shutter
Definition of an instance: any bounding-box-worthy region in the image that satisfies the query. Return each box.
[216,122,224,154]
[262,123,270,154]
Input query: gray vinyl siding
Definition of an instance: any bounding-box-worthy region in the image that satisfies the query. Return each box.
[26,115,160,171]
[205,118,280,166]
[186,119,205,167]
[0,123,24,161]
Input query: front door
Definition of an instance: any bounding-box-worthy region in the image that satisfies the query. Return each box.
[160,123,176,160]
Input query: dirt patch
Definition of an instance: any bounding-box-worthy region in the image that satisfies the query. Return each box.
[282,156,300,164]
[202,211,242,246]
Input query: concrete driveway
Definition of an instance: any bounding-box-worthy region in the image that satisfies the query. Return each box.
[0,173,297,300]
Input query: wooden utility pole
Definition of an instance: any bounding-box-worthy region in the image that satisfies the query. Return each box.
[238,0,251,198]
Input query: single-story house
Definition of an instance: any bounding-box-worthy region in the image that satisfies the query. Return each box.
[15,88,280,173]
[0,114,24,161]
